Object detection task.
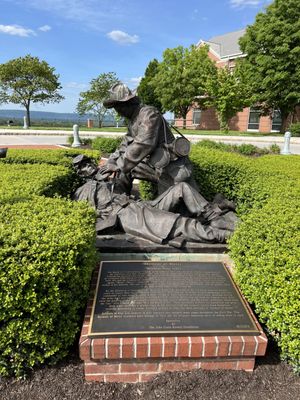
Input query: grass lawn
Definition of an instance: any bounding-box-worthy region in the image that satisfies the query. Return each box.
[0,125,283,136]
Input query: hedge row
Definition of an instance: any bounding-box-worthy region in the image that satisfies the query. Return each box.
[91,136,123,154]
[0,163,73,204]
[190,146,300,371]
[0,150,98,376]
[194,139,280,156]
[2,148,99,166]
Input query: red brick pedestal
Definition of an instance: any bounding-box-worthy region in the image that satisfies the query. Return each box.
[79,265,268,383]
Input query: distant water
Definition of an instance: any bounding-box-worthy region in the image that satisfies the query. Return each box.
[0,109,114,122]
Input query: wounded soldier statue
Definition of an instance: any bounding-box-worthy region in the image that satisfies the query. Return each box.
[72,155,238,247]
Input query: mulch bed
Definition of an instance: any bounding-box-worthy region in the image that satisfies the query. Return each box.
[1,342,299,400]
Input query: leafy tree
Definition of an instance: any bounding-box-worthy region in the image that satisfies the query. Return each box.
[76,72,119,127]
[205,65,251,132]
[152,45,216,128]
[239,0,300,131]
[137,59,163,112]
[0,54,64,127]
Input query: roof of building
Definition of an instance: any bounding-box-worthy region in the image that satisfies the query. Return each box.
[199,29,246,59]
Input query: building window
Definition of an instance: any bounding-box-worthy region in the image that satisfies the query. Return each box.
[271,110,282,132]
[247,107,260,131]
[193,109,201,125]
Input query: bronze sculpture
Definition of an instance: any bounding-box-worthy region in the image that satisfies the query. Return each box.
[99,83,198,195]
[73,155,238,247]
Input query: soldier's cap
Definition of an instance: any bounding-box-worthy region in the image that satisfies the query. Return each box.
[103,83,137,108]
[72,154,91,166]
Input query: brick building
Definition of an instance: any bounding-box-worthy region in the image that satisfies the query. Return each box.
[177,29,283,133]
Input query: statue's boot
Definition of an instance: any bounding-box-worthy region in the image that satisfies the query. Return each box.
[210,211,239,232]
[169,216,232,244]
[201,203,225,222]
[212,193,236,211]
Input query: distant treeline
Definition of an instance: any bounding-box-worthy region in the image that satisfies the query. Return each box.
[0,109,119,127]
[0,117,119,127]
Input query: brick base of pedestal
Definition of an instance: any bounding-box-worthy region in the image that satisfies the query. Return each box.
[79,265,268,383]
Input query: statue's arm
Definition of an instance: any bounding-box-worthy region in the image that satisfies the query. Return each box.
[107,134,131,165]
[117,108,160,173]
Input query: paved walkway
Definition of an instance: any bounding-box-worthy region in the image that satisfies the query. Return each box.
[1,129,299,154]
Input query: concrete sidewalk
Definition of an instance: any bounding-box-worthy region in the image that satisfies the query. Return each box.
[1,129,300,154]
[1,128,300,144]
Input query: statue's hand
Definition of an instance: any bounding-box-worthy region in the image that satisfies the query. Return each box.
[98,163,120,174]
[94,170,111,181]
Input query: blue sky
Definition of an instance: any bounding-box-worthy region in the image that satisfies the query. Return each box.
[0,0,270,113]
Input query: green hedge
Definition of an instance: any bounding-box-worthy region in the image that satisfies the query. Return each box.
[190,146,300,371]
[0,150,98,376]
[230,197,300,370]
[2,148,99,167]
[0,163,74,204]
[0,197,96,377]
[91,136,123,154]
[194,139,280,156]
[290,122,300,137]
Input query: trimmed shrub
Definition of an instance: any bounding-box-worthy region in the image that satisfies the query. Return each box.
[289,122,300,137]
[91,136,123,154]
[2,148,99,167]
[190,146,300,370]
[0,196,96,377]
[0,150,99,376]
[0,163,75,205]
[194,139,280,156]
[230,197,300,372]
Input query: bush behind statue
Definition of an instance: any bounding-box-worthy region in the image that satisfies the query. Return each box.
[289,122,300,137]
[91,136,123,154]
[194,139,280,156]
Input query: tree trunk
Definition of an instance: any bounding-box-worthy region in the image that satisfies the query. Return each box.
[25,104,31,127]
[182,110,188,129]
[218,114,229,133]
[280,110,289,133]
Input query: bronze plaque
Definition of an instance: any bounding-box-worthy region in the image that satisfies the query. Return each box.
[89,261,259,337]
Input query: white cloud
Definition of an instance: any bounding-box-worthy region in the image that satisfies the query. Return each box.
[38,24,51,32]
[230,0,262,7]
[0,24,36,37]
[128,77,142,85]
[106,30,139,45]
[121,77,142,92]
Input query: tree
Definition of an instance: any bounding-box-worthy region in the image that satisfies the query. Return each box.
[205,65,251,132]
[137,59,163,112]
[239,0,300,131]
[152,45,216,128]
[0,54,64,127]
[76,72,119,127]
